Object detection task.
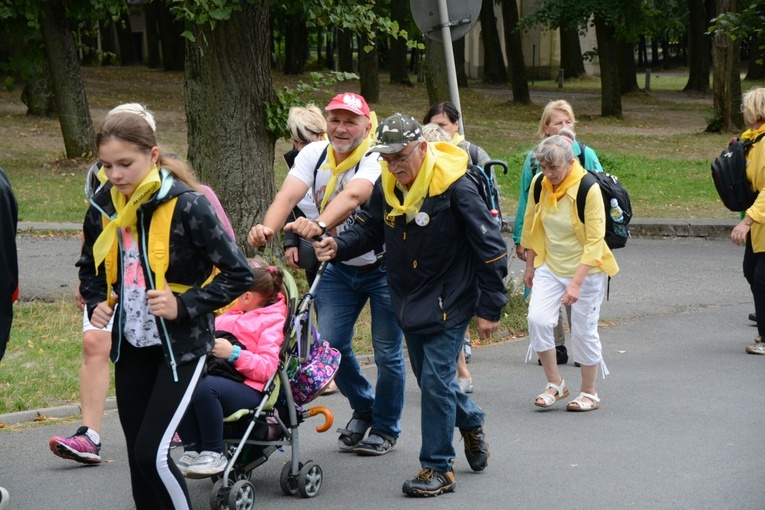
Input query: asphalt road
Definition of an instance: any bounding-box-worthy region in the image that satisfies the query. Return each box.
[3,236,764,509]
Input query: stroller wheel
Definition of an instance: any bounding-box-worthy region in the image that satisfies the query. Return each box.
[227,480,255,510]
[297,461,323,498]
[279,462,302,496]
[209,479,227,510]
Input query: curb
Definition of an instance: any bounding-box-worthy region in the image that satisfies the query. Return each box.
[0,398,118,427]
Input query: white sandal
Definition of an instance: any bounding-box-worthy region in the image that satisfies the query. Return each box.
[566,392,600,412]
[534,379,569,408]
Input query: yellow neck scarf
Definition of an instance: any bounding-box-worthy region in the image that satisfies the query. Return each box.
[319,112,378,213]
[381,141,467,221]
[93,165,161,275]
[452,133,465,146]
[540,161,586,214]
[742,123,765,141]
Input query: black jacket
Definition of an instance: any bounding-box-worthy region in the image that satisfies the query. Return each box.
[77,171,254,373]
[0,168,18,361]
[334,175,508,335]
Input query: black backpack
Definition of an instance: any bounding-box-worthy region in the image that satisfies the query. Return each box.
[711,133,764,212]
[464,160,508,229]
[533,169,632,249]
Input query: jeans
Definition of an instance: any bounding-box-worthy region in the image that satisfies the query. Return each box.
[405,318,484,472]
[315,261,405,438]
[177,375,264,453]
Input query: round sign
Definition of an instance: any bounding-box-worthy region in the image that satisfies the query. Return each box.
[410,0,482,42]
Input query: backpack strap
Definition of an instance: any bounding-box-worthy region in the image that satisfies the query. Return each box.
[575,171,597,224]
[148,197,179,292]
[532,173,542,205]
[577,141,587,168]
[468,142,480,166]
[313,145,329,186]
[743,132,765,152]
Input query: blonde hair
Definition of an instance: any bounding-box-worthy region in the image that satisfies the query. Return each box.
[742,87,765,127]
[107,103,157,132]
[287,105,327,144]
[421,122,452,142]
[537,100,576,139]
[96,108,200,191]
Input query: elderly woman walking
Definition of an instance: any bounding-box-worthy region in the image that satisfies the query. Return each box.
[521,135,618,411]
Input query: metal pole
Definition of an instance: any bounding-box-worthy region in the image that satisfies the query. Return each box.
[645,68,651,91]
[557,68,564,88]
[437,0,464,135]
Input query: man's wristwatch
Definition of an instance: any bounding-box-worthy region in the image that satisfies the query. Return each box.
[744,215,754,227]
[315,220,327,235]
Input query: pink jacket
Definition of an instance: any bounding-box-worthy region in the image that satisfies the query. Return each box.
[214,294,287,392]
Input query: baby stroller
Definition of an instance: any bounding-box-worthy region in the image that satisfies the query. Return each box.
[208,261,340,509]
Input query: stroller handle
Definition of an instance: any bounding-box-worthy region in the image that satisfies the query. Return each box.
[305,406,334,433]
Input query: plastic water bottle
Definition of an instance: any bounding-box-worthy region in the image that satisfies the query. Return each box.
[609,198,628,238]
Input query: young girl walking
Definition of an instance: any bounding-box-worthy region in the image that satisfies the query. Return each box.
[78,107,254,509]
[176,260,287,478]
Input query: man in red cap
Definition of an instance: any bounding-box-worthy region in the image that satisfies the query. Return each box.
[248,93,406,457]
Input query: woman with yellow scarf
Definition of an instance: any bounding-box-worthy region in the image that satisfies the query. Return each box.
[733,88,765,355]
[521,135,618,412]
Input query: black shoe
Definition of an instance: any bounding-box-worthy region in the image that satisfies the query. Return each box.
[402,469,455,497]
[750,312,757,322]
[336,411,373,452]
[537,345,568,366]
[459,425,489,472]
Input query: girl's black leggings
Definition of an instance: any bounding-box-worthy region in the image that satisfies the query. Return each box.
[743,235,765,338]
[115,341,205,510]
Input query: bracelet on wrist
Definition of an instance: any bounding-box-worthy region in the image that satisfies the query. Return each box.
[227,345,241,363]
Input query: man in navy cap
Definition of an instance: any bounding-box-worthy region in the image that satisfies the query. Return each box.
[314,113,508,497]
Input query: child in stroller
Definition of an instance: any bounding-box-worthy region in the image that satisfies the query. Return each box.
[176,259,287,479]
[180,257,338,508]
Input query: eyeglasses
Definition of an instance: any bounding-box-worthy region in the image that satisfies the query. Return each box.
[379,142,419,167]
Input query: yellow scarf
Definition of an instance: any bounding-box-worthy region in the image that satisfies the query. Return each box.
[319,112,378,212]
[381,141,467,221]
[742,123,765,142]
[452,133,465,146]
[540,161,586,214]
[93,165,161,275]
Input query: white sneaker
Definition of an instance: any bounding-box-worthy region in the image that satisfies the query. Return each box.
[175,451,199,476]
[458,377,474,394]
[746,342,765,355]
[184,451,227,479]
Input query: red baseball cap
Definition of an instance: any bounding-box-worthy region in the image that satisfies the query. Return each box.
[325,93,370,118]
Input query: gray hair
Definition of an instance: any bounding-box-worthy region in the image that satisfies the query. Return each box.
[532,134,575,168]
[557,127,576,142]
[420,122,452,142]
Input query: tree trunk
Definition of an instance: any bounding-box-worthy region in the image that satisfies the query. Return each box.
[337,29,354,72]
[115,11,138,65]
[389,0,412,85]
[709,0,741,132]
[21,56,56,117]
[359,31,379,102]
[144,2,162,69]
[424,37,450,105]
[500,0,531,104]
[638,34,646,67]
[101,19,117,64]
[480,0,507,84]
[745,33,764,80]
[325,26,335,70]
[683,0,711,92]
[157,3,185,71]
[453,37,468,87]
[651,37,659,66]
[594,15,622,117]
[617,40,639,94]
[560,24,585,79]
[185,2,277,247]
[284,14,307,75]
[37,0,95,158]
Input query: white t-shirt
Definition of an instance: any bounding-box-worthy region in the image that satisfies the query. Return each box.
[288,141,380,266]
